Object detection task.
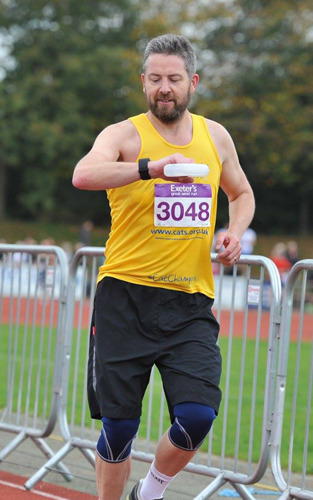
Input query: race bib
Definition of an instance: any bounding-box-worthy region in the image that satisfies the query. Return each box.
[154,183,212,227]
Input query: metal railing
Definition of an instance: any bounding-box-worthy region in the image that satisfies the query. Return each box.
[191,255,282,499]
[0,243,71,483]
[271,259,313,500]
[23,249,282,499]
[5,245,312,499]
[24,246,103,489]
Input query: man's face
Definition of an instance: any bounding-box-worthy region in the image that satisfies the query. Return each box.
[141,54,198,124]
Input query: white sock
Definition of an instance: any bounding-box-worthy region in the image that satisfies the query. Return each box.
[140,461,176,500]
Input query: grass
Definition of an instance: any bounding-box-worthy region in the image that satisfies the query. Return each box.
[1,322,312,474]
[0,323,57,422]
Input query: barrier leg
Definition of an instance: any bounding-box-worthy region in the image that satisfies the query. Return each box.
[277,490,294,500]
[193,473,227,499]
[79,446,96,468]
[0,431,27,460]
[232,482,256,500]
[24,441,74,490]
[32,436,72,482]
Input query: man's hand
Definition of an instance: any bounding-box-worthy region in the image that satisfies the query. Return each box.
[148,153,195,183]
[215,231,241,266]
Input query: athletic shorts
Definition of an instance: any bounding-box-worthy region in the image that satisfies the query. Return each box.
[87,277,222,421]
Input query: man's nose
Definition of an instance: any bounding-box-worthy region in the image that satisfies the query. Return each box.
[159,79,171,93]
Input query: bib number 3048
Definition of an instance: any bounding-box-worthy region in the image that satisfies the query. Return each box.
[154,183,212,227]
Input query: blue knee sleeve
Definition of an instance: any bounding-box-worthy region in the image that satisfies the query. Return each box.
[96,417,140,463]
[169,403,216,451]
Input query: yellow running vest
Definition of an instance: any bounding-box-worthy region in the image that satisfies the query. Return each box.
[98,113,222,298]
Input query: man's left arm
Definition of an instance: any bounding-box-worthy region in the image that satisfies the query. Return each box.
[210,123,255,266]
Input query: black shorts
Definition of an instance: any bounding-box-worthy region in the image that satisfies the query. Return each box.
[87,277,222,421]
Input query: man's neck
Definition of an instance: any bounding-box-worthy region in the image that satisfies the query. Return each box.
[146,110,193,146]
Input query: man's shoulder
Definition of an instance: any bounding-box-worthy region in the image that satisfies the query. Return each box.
[91,116,142,158]
[108,116,139,132]
[202,117,228,136]
[100,116,141,140]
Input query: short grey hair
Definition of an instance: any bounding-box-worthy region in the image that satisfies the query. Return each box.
[142,34,197,79]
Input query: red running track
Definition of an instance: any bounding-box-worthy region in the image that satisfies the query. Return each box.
[0,470,97,500]
[1,298,313,342]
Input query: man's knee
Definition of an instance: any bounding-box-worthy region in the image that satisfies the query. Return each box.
[169,403,216,451]
[96,416,140,463]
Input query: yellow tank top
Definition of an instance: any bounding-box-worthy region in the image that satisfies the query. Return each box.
[98,113,222,298]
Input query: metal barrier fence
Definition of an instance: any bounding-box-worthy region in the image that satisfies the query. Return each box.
[3,245,313,499]
[271,259,313,500]
[23,248,282,499]
[24,246,103,489]
[192,254,282,499]
[0,244,71,482]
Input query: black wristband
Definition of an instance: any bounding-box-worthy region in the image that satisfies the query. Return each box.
[138,158,151,180]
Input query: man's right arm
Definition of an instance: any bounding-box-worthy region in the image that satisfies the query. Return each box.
[72,121,196,191]
[72,121,141,190]
[72,151,142,190]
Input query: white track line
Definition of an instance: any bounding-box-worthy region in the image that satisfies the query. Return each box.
[0,479,72,500]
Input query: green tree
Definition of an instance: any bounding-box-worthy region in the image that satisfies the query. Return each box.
[0,0,144,221]
[190,0,313,233]
[1,0,312,233]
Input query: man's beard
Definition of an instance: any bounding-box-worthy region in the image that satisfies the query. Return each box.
[147,91,191,124]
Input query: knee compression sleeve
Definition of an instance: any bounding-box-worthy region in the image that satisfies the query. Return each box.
[169,403,216,451]
[96,417,140,463]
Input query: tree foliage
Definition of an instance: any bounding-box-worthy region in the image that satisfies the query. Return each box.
[0,0,312,233]
[189,0,313,232]
[0,0,144,221]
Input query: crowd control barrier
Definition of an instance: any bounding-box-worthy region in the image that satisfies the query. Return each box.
[24,246,104,489]
[24,248,282,499]
[271,259,313,500]
[0,244,71,482]
[191,254,282,499]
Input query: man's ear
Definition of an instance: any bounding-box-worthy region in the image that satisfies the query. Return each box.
[141,73,146,93]
[190,73,200,94]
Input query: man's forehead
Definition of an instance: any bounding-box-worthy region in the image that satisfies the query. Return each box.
[145,53,187,74]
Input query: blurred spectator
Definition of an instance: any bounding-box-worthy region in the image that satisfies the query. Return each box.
[24,236,37,246]
[0,238,6,261]
[38,238,56,292]
[240,227,257,255]
[79,220,94,247]
[39,237,56,266]
[23,236,37,263]
[61,241,74,262]
[270,242,292,283]
[13,240,25,266]
[284,240,300,266]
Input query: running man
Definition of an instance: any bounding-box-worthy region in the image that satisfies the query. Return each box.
[72,33,255,500]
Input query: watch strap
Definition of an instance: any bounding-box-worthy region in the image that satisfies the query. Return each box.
[138,158,151,180]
